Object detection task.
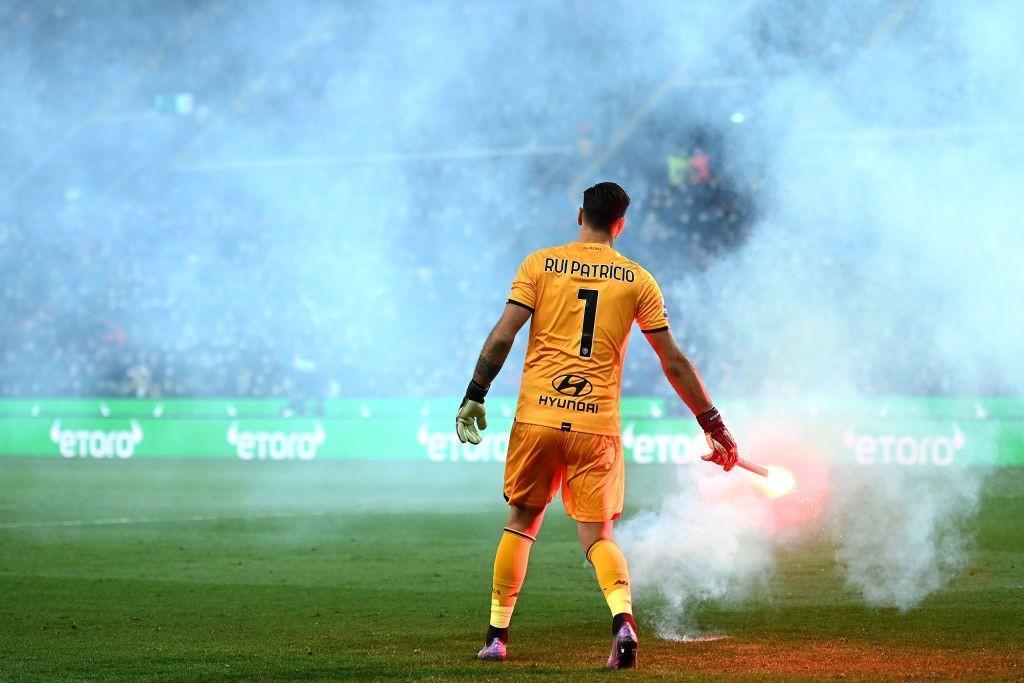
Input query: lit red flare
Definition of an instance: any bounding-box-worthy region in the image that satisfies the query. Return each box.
[756,466,798,499]
[703,453,798,498]
[736,456,798,498]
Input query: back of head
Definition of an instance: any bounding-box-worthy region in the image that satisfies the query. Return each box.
[582,182,631,232]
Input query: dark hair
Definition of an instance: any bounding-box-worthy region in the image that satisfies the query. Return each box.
[582,182,630,231]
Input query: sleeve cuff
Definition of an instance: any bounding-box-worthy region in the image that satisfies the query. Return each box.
[641,325,669,334]
[507,299,535,313]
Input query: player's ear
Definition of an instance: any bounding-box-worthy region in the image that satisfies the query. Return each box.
[611,216,626,239]
[578,207,584,226]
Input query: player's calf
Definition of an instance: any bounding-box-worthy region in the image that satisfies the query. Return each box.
[477,525,536,662]
[586,537,638,669]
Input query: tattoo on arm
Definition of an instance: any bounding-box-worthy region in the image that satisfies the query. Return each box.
[472,330,513,388]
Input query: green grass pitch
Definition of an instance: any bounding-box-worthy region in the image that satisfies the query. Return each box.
[1,459,1022,680]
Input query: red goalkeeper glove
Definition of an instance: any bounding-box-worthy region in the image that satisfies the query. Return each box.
[697,406,738,472]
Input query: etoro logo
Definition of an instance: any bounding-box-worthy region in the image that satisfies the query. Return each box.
[417,424,508,462]
[226,422,326,461]
[621,422,705,464]
[49,419,143,459]
[843,425,965,466]
[551,374,594,397]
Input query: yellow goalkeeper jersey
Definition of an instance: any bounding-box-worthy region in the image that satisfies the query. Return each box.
[507,241,669,436]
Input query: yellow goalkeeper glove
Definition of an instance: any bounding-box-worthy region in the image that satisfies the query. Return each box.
[456,379,489,445]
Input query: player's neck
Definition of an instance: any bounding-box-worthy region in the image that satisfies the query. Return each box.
[577,226,614,247]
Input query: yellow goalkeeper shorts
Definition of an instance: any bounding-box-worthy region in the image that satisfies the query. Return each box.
[503,420,624,522]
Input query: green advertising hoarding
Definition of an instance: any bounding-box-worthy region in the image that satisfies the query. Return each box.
[0,397,1021,466]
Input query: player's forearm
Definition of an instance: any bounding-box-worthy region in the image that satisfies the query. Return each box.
[471,328,515,388]
[660,350,713,417]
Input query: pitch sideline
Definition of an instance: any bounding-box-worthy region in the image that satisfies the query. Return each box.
[0,511,327,529]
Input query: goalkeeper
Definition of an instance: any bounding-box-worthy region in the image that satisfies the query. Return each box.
[456,182,738,669]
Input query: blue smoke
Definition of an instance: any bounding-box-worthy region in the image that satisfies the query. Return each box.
[1,0,1019,399]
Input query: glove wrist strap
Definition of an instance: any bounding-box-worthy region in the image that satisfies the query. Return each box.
[696,405,722,432]
[464,379,488,405]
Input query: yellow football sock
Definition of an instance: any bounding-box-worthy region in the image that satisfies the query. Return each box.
[489,528,535,628]
[587,538,633,616]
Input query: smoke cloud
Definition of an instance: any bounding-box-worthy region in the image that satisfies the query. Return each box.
[620,467,778,639]
[831,466,983,611]
[617,0,1019,635]
[3,2,1018,396]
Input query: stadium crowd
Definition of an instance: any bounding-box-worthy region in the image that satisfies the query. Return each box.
[3,2,961,402]
[1,2,751,401]
[1,146,761,401]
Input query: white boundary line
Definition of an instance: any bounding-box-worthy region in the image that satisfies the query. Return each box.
[0,511,326,529]
[662,635,731,643]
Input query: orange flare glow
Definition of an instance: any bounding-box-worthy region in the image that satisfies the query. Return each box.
[756,466,798,499]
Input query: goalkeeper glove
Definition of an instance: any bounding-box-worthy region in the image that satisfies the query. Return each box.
[697,406,738,471]
[456,379,489,445]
